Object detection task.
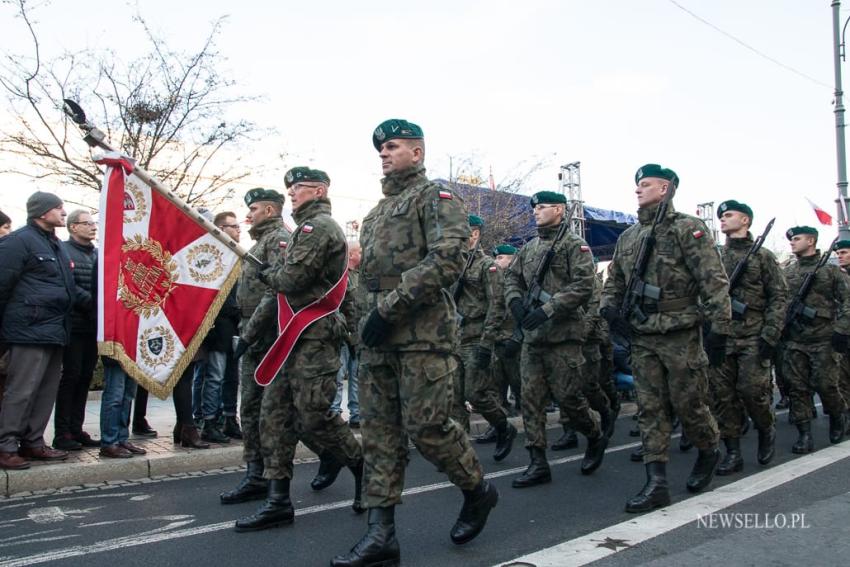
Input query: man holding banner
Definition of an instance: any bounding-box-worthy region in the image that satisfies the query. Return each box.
[233,168,364,532]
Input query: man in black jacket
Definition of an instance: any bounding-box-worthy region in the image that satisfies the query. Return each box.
[0,192,78,469]
[53,209,99,451]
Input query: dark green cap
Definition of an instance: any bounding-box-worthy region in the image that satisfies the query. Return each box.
[635,163,679,187]
[786,226,818,240]
[835,239,850,250]
[717,200,753,220]
[493,244,517,255]
[244,187,284,206]
[372,119,424,150]
[530,191,567,207]
[468,214,484,227]
[284,167,330,188]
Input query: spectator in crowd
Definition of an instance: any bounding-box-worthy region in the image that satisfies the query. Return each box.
[99,356,147,458]
[0,211,10,406]
[53,209,100,451]
[0,210,11,237]
[332,242,362,427]
[132,386,157,437]
[0,192,77,469]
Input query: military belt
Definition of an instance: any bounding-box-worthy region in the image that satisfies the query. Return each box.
[365,276,401,292]
[642,296,697,314]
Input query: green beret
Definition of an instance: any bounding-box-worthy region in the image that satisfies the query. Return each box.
[494,244,517,255]
[835,239,850,250]
[530,191,567,207]
[244,187,284,206]
[468,214,484,227]
[284,167,330,188]
[635,163,679,187]
[372,118,424,150]
[786,226,818,240]
[717,200,753,220]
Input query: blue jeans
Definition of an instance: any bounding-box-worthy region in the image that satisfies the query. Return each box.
[100,365,136,447]
[332,345,359,422]
[200,351,227,420]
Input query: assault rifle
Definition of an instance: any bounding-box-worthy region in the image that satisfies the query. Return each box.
[619,182,677,324]
[782,236,840,335]
[508,202,579,345]
[728,218,775,320]
[452,239,481,326]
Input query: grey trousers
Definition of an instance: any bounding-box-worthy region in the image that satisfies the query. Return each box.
[0,345,64,452]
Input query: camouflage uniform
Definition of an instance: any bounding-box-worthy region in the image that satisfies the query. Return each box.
[236,216,292,466]
[601,203,728,463]
[357,165,483,507]
[579,274,615,416]
[492,273,522,410]
[781,251,850,424]
[839,267,850,414]
[504,223,601,449]
[454,249,509,431]
[243,198,363,479]
[711,233,787,438]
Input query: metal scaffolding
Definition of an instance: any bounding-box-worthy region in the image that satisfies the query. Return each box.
[696,201,719,242]
[558,161,585,238]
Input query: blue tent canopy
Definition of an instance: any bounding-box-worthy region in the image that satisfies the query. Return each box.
[434,179,636,261]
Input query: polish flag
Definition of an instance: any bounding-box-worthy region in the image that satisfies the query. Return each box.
[806,198,833,225]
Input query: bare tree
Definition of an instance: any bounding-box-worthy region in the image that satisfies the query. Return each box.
[0,0,268,207]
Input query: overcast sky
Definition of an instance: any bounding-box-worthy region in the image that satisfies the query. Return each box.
[1,0,847,253]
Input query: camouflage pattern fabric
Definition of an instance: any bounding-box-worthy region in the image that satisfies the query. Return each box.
[493,270,522,408]
[839,353,850,409]
[460,341,507,427]
[782,344,846,422]
[238,350,265,462]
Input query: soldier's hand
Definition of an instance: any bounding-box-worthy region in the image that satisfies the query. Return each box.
[521,307,549,331]
[361,309,391,347]
[600,306,630,338]
[233,338,250,360]
[496,339,521,359]
[509,298,527,324]
[257,263,273,286]
[757,338,775,361]
[705,331,727,367]
[475,346,492,370]
[831,332,850,354]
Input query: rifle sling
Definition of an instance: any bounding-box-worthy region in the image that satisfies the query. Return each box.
[642,296,697,314]
[365,276,402,292]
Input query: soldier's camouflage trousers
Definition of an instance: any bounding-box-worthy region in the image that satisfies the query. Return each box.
[239,349,265,463]
[708,337,775,439]
[359,350,483,508]
[259,338,363,480]
[597,341,619,409]
[521,341,600,449]
[493,342,521,407]
[839,353,850,409]
[450,351,469,433]
[459,342,508,428]
[559,345,611,427]
[631,328,719,464]
[782,341,848,423]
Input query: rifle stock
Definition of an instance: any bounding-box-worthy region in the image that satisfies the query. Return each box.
[727,218,775,320]
[782,236,839,335]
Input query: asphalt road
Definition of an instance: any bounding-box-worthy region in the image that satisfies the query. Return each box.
[0,410,847,567]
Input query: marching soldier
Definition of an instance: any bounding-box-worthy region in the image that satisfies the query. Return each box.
[331,119,497,567]
[835,239,850,432]
[781,226,849,451]
[453,215,517,461]
[233,168,365,532]
[504,191,608,487]
[711,200,787,474]
[601,164,728,513]
[491,245,522,417]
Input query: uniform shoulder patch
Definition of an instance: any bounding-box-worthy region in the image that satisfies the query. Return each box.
[488,265,498,272]
[580,245,591,252]
[692,230,705,239]
[438,190,453,200]
[279,241,288,249]
[301,224,314,234]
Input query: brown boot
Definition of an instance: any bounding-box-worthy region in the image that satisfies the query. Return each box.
[19,446,68,461]
[0,451,30,469]
[180,424,210,449]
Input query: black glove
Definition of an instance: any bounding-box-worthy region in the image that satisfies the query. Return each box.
[757,338,775,361]
[705,331,727,367]
[509,298,527,324]
[361,309,392,347]
[832,332,850,354]
[521,307,549,331]
[257,263,273,286]
[233,338,249,360]
[496,339,521,359]
[475,347,492,370]
[600,306,619,325]
[600,305,630,338]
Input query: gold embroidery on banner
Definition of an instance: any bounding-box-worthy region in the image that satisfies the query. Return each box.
[186,243,225,283]
[123,179,147,224]
[118,235,178,318]
[138,325,176,370]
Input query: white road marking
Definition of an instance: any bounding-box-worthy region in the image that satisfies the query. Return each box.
[46,493,138,504]
[0,536,80,550]
[26,507,102,525]
[78,515,194,528]
[498,442,850,567]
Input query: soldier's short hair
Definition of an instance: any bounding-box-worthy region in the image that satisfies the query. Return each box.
[66,209,89,228]
[214,211,236,226]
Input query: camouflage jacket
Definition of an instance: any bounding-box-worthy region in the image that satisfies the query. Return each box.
[495,270,516,342]
[601,202,732,336]
[358,165,468,352]
[236,216,291,352]
[720,233,789,345]
[242,198,348,344]
[584,272,608,345]
[455,249,504,348]
[783,251,850,344]
[341,267,361,347]
[504,222,595,344]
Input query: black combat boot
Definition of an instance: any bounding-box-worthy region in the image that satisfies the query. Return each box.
[740,418,751,436]
[625,461,670,513]
[511,447,551,488]
[450,480,499,545]
[220,460,268,504]
[600,408,616,439]
[201,418,230,444]
[685,446,720,493]
[475,426,498,444]
[551,425,578,451]
[234,478,294,532]
[222,416,243,439]
[679,431,693,452]
[792,421,814,454]
[630,445,645,462]
[330,507,400,567]
[350,459,366,514]
[311,451,344,491]
[716,438,743,476]
[580,432,608,475]
[757,426,776,465]
[493,420,517,462]
[829,413,846,444]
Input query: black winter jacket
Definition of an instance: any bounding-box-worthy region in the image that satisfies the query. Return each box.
[62,238,97,335]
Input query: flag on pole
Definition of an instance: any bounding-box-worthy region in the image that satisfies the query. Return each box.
[806,198,833,226]
[488,166,496,191]
[96,152,240,398]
